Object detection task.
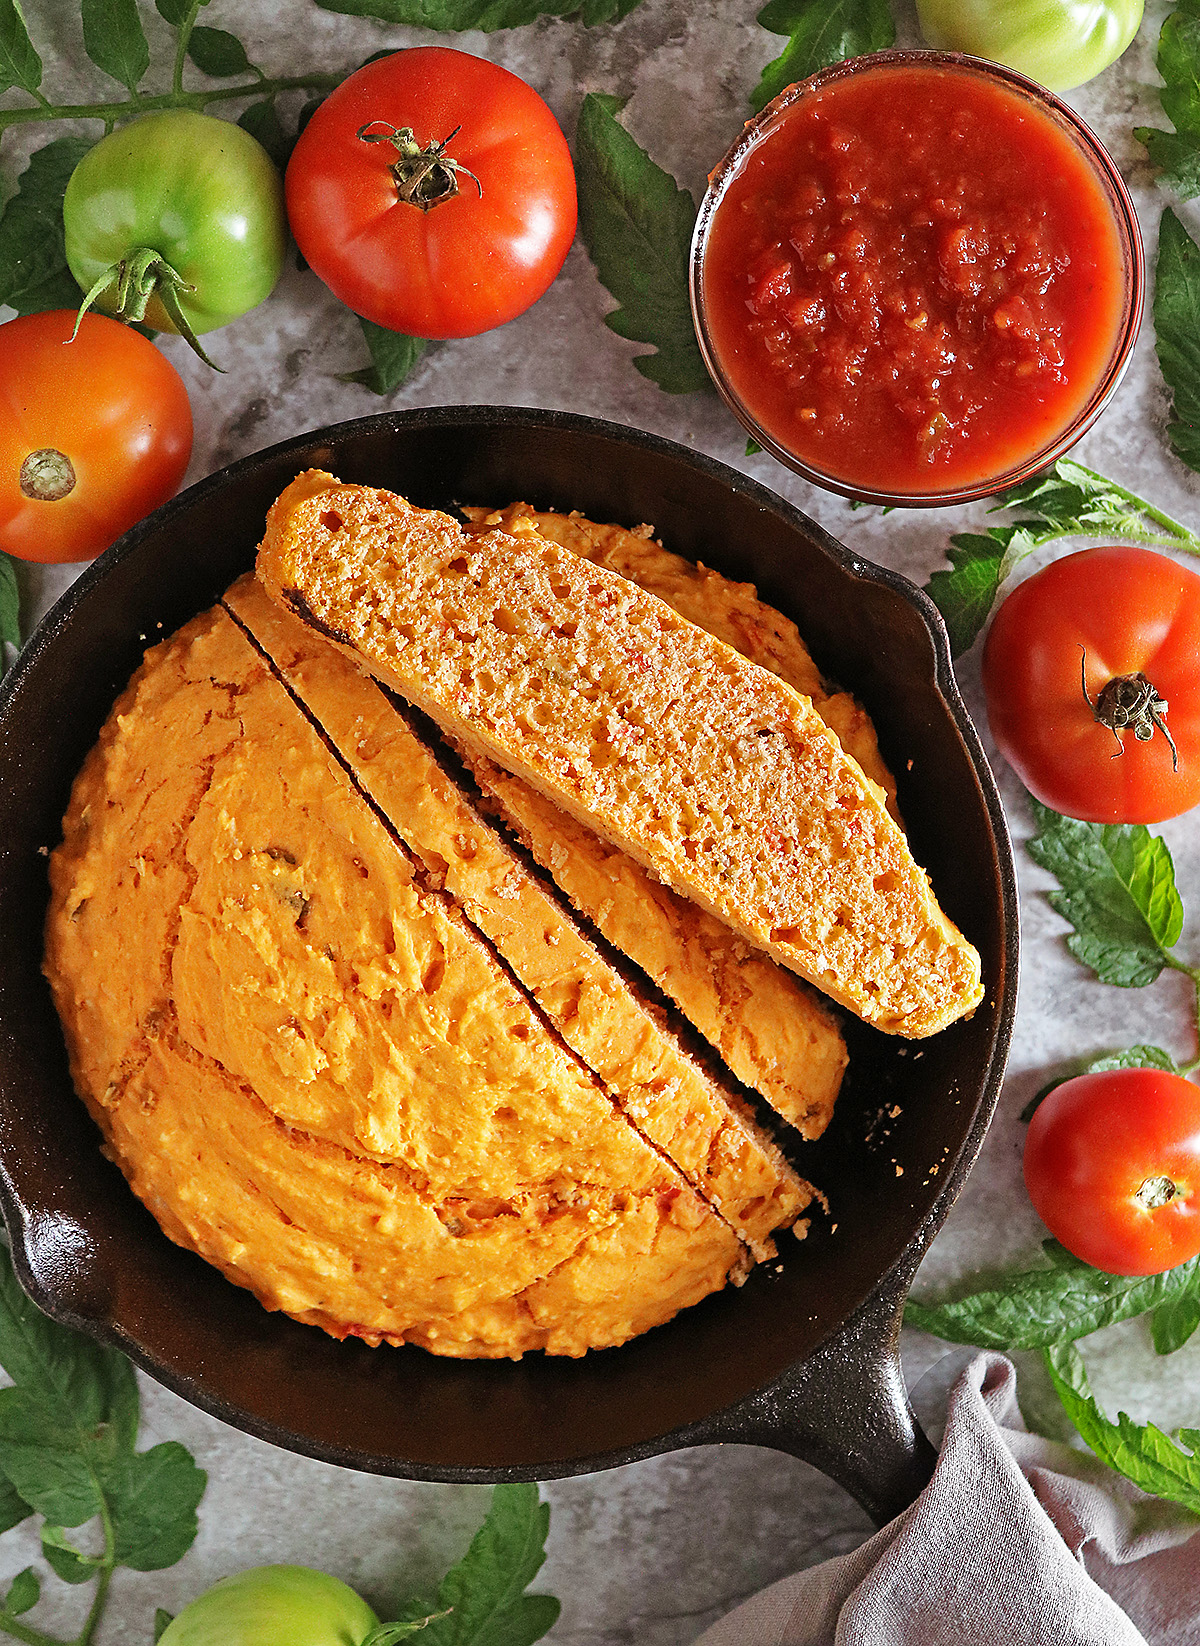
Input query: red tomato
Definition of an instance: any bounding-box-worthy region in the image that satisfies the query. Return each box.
[1024,1068,1200,1275]
[982,545,1200,823]
[285,48,577,339]
[0,310,192,565]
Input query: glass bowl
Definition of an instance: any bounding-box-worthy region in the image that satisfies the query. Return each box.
[689,49,1144,508]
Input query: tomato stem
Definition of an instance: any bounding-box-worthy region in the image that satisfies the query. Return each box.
[1079,651,1179,771]
[73,1490,117,1646]
[357,122,482,211]
[0,74,343,136]
[18,449,76,503]
[72,248,222,371]
[172,0,205,97]
[0,1615,72,1646]
[1161,956,1200,1077]
[1135,1174,1178,1209]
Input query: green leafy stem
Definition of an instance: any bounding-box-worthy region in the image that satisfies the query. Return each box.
[1170,956,1200,1073]
[1024,799,1200,1072]
[0,1502,114,1646]
[0,1241,559,1646]
[0,0,338,140]
[924,460,1200,658]
[0,1242,205,1646]
[0,73,342,137]
[908,1247,1200,1514]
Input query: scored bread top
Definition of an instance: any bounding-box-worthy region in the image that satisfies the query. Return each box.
[224,573,810,1257]
[45,602,744,1357]
[257,472,984,1037]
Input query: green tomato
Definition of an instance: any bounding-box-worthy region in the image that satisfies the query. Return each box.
[63,111,286,339]
[915,0,1144,90]
[158,1564,379,1646]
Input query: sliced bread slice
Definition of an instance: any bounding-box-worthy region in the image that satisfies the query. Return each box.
[256,472,984,1038]
[462,502,897,816]
[457,504,857,1132]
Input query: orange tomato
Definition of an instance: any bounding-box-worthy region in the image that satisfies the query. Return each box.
[0,310,192,564]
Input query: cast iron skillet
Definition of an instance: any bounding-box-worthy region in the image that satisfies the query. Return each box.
[0,408,1017,1527]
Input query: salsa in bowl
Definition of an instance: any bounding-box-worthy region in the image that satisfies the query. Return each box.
[690,51,1143,507]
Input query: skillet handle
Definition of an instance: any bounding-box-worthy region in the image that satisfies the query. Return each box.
[696,1280,937,1528]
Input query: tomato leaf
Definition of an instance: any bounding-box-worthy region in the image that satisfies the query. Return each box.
[103,1443,206,1570]
[81,0,150,93]
[0,554,20,679]
[238,100,292,168]
[155,0,211,23]
[1153,208,1200,474]
[906,1244,1200,1350]
[924,458,1200,655]
[925,531,1010,657]
[1153,0,1200,140]
[365,1596,448,1643]
[0,0,42,95]
[925,519,1060,657]
[0,136,93,313]
[0,1468,31,1536]
[1020,1044,1178,1122]
[343,320,429,395]
[311,0,641,27]
[1045,1342,1200,1514]
[994,459,1200,542]
[1135,0,1200,199]
[575,92,710,395]
[188,24,255,78]
[1133,1,1200,461]
[1140,128,1200,197]
[1152,1293,1200,1354]
[363,1613,451,1645]
[0,1382,125,1528]
[416,1484,559,1646]
[1026,800,1184,987]
[40,1526,99,1585]
[751,0,895,111]
[0,1244,205,1572]
[925,516,1083,657]
[3,1569,39,1617]
[6,265,86,316]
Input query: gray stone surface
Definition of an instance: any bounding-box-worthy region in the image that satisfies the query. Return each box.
[2,0,1199,1639]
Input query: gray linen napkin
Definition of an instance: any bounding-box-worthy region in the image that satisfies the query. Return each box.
[693,1353,1199,1646]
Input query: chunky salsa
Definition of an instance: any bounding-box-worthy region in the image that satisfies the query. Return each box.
[698,61,1132,497]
